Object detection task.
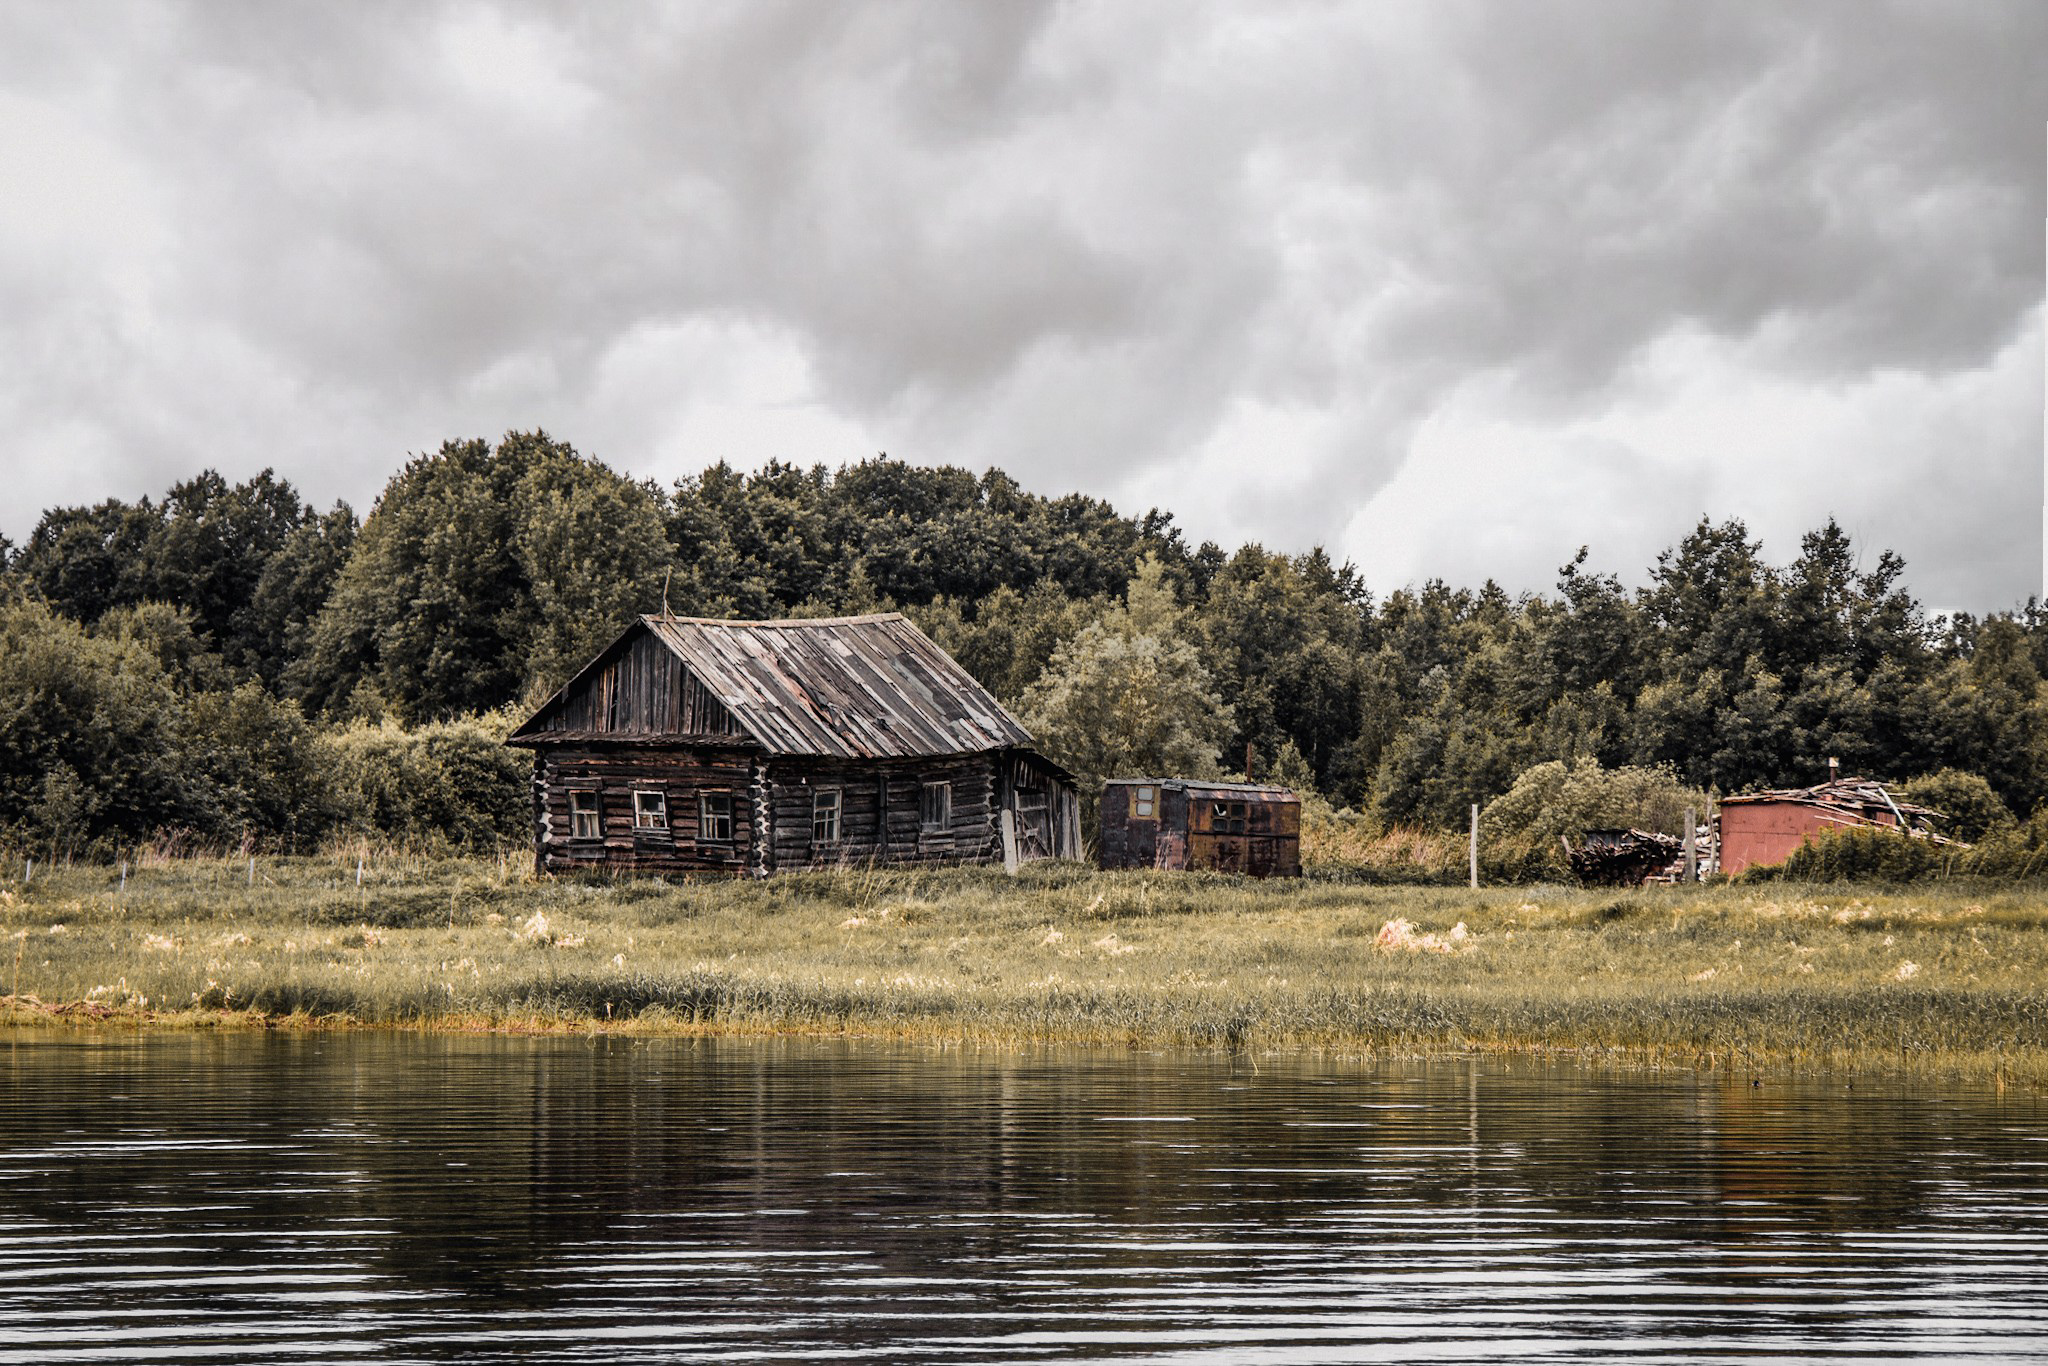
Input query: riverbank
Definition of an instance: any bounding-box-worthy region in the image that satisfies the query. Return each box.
[3,854,2044,1081]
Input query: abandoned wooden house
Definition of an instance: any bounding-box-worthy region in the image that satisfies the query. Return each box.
[507,613,1080,876]
[1098,779,1302,877]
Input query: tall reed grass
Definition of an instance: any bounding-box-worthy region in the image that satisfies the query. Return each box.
[3,853,2043,1081]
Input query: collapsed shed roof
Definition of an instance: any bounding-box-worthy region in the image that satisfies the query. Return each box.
[1718,777,1941,828]
[1103,779,1299,800]
[511,612,1040,761]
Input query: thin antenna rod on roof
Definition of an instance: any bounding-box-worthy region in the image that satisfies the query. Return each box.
[662,566,673,619]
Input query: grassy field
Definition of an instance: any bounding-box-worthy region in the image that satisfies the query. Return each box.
[2,851,2045,1081]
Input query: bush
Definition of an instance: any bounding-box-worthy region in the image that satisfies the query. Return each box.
[174,682,329,847]
[0,596,181,849]
[1899,769,2014,842]
[1741,824,1947,884]
[1481,757,1710,844]
[319,713,528,851]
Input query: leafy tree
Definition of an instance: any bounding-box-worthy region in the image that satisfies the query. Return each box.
[910,579,1108,706]
[507,435,671,698]
[12,497,162,628]
[248,503,357,690]
[301,438,522,718]
[1018,567,1233,811]
[302,433,669,719]
[1192,545,1368,789]
[1481,758,1710,843]
[12,469,320,676]
[1534,548,1645,701]
[0,596,183,845]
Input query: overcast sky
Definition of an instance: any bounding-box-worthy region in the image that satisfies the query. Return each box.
[2,1,2042,609]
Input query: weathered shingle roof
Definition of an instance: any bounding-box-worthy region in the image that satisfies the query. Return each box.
[523,612,1036,760]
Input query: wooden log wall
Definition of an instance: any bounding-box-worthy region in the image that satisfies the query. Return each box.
[532,742,1078,877]
[768,754,1002,871]
[536,745,756,875]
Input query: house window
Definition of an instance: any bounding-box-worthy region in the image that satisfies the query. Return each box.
[569,789,601,840]
[1212,801,1249,835]
[699,792,734,843]
[920,781,951,832]
[1130,785,1157,819]
[633,789,668,831]
[813,788,841,844]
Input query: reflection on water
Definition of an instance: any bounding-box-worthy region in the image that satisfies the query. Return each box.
[0,1032,2044,1363]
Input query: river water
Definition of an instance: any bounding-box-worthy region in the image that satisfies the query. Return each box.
[0,1032,2044,1363]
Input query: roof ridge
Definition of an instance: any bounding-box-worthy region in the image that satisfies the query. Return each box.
[640,611,906,628]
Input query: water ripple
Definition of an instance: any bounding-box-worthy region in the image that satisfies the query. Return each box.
[0,1034,2043,1363]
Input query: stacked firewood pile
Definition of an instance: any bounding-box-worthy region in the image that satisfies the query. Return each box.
[1564,828,1684,886]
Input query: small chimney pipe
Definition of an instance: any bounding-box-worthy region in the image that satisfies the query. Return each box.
[1828,756,1839,783]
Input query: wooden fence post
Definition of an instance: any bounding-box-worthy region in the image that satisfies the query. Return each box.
[1683,806,1697,882]
[1468,804,1479,889]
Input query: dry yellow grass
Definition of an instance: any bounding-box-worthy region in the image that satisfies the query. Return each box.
[2,852,2044,1082]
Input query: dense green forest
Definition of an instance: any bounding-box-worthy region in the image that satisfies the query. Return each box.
[5,431,2047,861]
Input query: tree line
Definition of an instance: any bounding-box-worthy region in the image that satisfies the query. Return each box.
[4,430,2046,858]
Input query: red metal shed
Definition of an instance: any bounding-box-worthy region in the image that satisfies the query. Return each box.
[1715,779,1938,876]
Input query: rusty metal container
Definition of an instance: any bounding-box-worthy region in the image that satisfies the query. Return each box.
[1099,779,1302,877]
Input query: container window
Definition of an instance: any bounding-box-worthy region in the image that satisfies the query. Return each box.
[699,792,734,843]
[1211,801,1249,835]
[633,789,668,831]
[813,788,842,844]
[1131,785,1156,819]
[920,781,951,832]
[569,790,601,840]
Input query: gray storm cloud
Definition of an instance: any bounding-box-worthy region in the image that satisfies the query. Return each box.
[0,1,2040,607]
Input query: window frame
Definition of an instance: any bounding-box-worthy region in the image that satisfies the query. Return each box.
[812,787,842,845]
[1210,800,1250,836]
[1130,785,1157,819]
[568,788,602,841]
[698,791,735,844]
[919,781,952,833]
[632,788,669,833]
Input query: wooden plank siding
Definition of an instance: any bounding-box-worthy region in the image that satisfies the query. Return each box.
[526,630,747,740]
[994,749,1081,862]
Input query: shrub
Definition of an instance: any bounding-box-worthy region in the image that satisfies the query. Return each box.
[319,713,528,851]
[1899,769,2014,842]
[1481,757,1710,844]
[1741,824,1946,884]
